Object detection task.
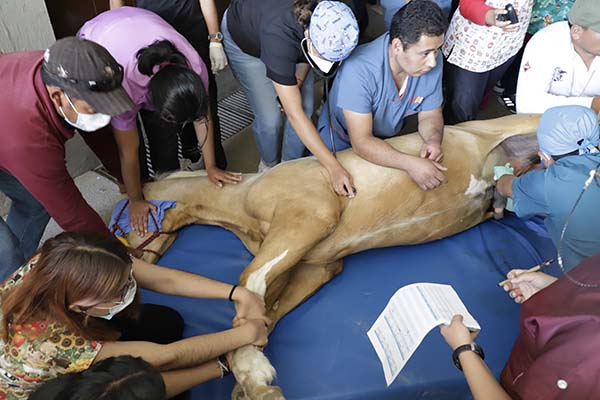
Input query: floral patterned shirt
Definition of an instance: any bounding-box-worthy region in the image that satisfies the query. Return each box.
[0,262,102,400]
[528,0,575,35]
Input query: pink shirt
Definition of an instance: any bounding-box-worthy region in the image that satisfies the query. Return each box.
[79,7,209,131]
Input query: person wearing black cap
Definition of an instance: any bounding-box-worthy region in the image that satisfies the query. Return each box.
[0,36,133,282]
[79,7,241,238]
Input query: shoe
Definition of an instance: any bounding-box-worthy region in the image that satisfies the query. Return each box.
[497,95,516,114]
[492,81,505,95]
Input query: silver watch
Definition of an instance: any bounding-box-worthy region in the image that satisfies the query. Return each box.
[208,32,223,41]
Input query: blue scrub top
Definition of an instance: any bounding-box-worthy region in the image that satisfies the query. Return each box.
[317,32,443,142]
[381,0,452,28]
[512,153,600,270]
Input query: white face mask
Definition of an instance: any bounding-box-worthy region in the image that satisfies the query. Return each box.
[59,93,111,132]
[90,275,137,321]
[301,38,335,74]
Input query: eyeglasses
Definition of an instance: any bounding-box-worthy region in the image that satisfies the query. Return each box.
[43,63,123,92]
[82,269,136,312]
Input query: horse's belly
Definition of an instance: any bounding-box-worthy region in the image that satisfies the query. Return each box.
[303,193,491,263]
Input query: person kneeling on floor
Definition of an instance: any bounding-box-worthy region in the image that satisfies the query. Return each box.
[495,105,600,270]
[0,232,269,399]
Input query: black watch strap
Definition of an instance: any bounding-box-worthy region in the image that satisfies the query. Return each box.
[452,343,485,371]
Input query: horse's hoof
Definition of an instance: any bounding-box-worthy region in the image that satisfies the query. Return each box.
[254,385,285,400]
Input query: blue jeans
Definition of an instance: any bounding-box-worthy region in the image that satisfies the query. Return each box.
[221,12,315,165]
[0,170,50,281]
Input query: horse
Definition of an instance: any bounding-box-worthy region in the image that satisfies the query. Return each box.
[123,114,541,399]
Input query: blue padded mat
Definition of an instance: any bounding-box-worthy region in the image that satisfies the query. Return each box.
[141,215,557,399]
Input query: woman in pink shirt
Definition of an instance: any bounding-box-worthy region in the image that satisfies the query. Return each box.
[79,7,241,236]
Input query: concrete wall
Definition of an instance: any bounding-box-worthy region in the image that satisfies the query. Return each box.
[0,0,55,52]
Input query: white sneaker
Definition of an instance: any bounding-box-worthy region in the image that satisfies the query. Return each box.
[257,159,271,174]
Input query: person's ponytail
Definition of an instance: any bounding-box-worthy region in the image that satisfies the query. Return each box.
[136,40,188,77]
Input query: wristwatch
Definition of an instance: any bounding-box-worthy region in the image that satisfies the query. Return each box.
[452,343,485,371]
[208,32,223,42]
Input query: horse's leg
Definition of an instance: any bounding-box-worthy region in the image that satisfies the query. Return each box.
[266,260,343,326]
[229,260,343,400]
[230,204,340,400]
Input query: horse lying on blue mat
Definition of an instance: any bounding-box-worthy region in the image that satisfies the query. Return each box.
[122,114,541,400]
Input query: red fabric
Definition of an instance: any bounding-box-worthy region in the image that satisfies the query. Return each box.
[501,254,600,399]
[0,51,109,234]
[459,0,494,26]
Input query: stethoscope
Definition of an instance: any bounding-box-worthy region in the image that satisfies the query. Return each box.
[555,160,600,288]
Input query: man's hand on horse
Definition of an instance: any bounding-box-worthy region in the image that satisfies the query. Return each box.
[405,156,448,191]
[420,139,444,162]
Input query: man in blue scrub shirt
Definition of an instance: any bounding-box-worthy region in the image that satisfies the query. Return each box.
[496,105,600,270]
[317,0,449,191]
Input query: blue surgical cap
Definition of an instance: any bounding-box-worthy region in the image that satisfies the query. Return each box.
[537,105,600,156]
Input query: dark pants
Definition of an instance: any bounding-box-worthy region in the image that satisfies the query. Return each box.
[112,303,188,399]
[137,0,227,170]
[443,54,517,125]
[112,303,184,344]
[500,33,533,96]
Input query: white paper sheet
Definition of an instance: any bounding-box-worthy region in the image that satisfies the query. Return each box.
[367,283,480,386]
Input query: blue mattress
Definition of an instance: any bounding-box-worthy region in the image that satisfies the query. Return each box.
[141,215,557,399]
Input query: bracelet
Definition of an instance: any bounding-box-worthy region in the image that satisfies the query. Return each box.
[452,342,485,371]
[217,355,231,378]
[228,284,238,302]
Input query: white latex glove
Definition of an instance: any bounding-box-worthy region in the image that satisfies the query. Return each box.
[209,42,228,74]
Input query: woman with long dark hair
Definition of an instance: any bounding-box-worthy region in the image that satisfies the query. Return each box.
[0,232,268,399]
[79,7,241,237]
[109,0,229,170]
[222,0,360,196]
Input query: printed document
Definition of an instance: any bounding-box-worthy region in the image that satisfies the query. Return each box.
[367,283,480,386]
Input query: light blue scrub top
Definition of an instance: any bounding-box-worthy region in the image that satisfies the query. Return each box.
[512,153,600,269]
[317,33,443,142]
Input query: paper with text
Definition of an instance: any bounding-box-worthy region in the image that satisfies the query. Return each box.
[367,283,480,386]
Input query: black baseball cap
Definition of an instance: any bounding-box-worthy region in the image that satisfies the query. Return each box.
[41,37,133,116]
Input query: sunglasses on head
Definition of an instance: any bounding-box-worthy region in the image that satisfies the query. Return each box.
[43,63,123,92]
